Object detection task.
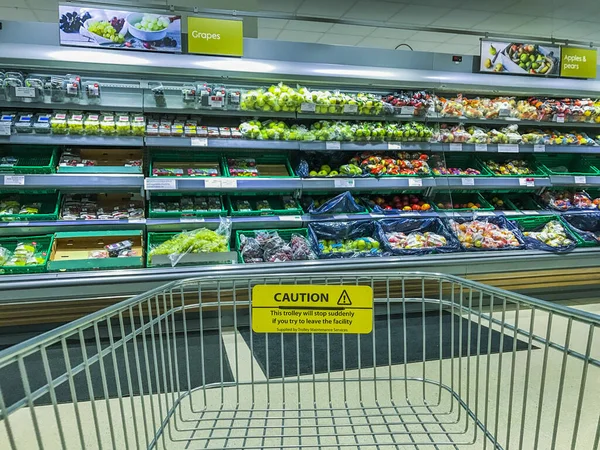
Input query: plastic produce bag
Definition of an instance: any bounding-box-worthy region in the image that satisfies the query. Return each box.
[150,217,231,267]
[239,231,316,263]
[447,215,525,251]
[0,246,11,266]
[562,213,600,245]
[375,218,461,256]
[308,221,384,259]
[514,219,577,253]
[307,191,367,215]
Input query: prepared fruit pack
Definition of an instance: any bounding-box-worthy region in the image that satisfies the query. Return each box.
[540,190,597,211]
[309,220,383,258]
[376,218,460,255]
[366,193,432,213]
[349,151,430,176]
[239,230,316,264]
[484,157,536,176]
[61,193,144,220]
[449,217,523,250]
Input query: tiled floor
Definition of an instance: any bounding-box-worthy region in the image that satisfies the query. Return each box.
[1,300,598,449]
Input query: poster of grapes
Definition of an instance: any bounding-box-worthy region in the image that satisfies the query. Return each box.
[58,5,182,53]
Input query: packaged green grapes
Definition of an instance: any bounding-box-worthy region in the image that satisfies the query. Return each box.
[150,217,231,267]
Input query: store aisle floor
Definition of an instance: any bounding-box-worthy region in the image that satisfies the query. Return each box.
[1,301,598,449]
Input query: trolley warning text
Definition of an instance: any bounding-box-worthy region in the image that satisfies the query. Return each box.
[270,309,354,327]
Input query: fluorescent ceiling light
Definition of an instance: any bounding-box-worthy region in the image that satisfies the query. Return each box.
[47,50,150,65]
[194,59,275,72]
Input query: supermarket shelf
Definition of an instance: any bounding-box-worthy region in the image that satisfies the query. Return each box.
[146,215,303,231]
[144,136,299,150]
[0,219,146,236]
[149,177,303,192]
[425,115,600,129]
[440,176,552,190]
[298,142,434,152]
[0,134,144,146]
[301,177,436,192]
[548,175,600,186]
[3,247,600,304]
[0,100,140,113]
[0,174,144,190]
[144,106,297,119]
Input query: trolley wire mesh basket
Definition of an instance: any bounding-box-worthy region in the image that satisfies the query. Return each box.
[0,272,598,449]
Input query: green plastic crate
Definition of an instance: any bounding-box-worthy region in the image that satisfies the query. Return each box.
[583,155,600,175]
[432,154,492,177]
[0,191,61,221]
[0,146,58,174]
[148,193,226,219]
[0,234,54,275]
[479,154,545,177]
[432,192,494,212]
[147,231,235,268]
[235,228,309,263]
[484,192,544,213]
[535,154,597,176]
[228,195,303,217]
[559,216,600,248]
[48,231,144,272]
[223,153,295,178]
[150,152,226,177]
[510,215,579,247]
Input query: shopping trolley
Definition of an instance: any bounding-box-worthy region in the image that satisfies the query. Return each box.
[0,272,598,449]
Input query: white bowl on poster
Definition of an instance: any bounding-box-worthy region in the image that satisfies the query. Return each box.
[126,13,169,42]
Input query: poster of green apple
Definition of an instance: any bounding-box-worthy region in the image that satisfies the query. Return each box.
[480,41,560,76]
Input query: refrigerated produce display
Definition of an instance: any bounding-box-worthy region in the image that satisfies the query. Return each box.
[3,42,600,306]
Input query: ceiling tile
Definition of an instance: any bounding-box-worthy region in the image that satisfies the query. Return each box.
[461,0,519,12]
[509,18,573,37]
[471,13,537,32]
[258,28,282,39]
[548,7,590,21]
[412,0,463,6]
[410,31,453,43]
[368,27,416,40]
[318,33,363,46]
[329,23,376,36]
[0,7,37,21]
[6,0,28,7]
[24,0,58,11]
[344,1,405,22]
[554,21,599,39]
[296,0,357,18]
[277,29,324,43]
[434,43,479,55]
[388,5,451,26]
[258,18,288,29]
[507,0,554,17]
[286,20,333,32]
[430,9,494,28]
[258,0,302,13]
[356,36,404,49]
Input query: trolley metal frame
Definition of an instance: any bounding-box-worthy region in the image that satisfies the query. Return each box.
[0,271,598,449]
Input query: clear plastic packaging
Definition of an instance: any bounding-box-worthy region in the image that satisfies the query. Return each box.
[182,83,196,106]
[521,220,576,252]
[50,76,66,103]
[449,217,524,250]
[3,73,24,102]
[64,74,82,102]
[100,113,116,135]
[85,80,101,103]
[83,113,101,135]
[207,85,227,110]
[131,115,146,136]
[33,113,52,134]
[149,82,166,107]
[116,114,131,136]
[67,112,84,135]
[23,78,45,102]
[51,111,68,135]
[14,113,34,134]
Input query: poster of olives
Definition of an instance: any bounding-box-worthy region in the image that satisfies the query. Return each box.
[480,41,560,76]
[58,5,182,53]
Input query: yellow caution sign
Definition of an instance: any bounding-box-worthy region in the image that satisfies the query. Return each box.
[252,285,373,334]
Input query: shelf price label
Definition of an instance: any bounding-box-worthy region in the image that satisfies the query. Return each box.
[300,102,316,113]
[574,176,587,184]
[388,142,402,150]
[326,141,341,150]
[191,137,208,147]
[449,143,462,152]
[400,106,415,116]
[475,144,488,152]
[334,178,355,188]
[15,87,36,98]
[519,178,535,187]
[0,123,11,136]
[3,175,25,186]
[533,145,545,152]
[144,178,177,190]
[279,215,302,222]
[498,144,519,153]
[221,179,238,188]
[461,177,475,186]
[555,114,565,123]
[333,214,349,220]
[343,104,358,114]
[408,178,423,187]
[204,178,223,188]
[180,218,205,223]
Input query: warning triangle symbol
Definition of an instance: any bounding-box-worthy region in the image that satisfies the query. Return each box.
[337,290,352,306]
